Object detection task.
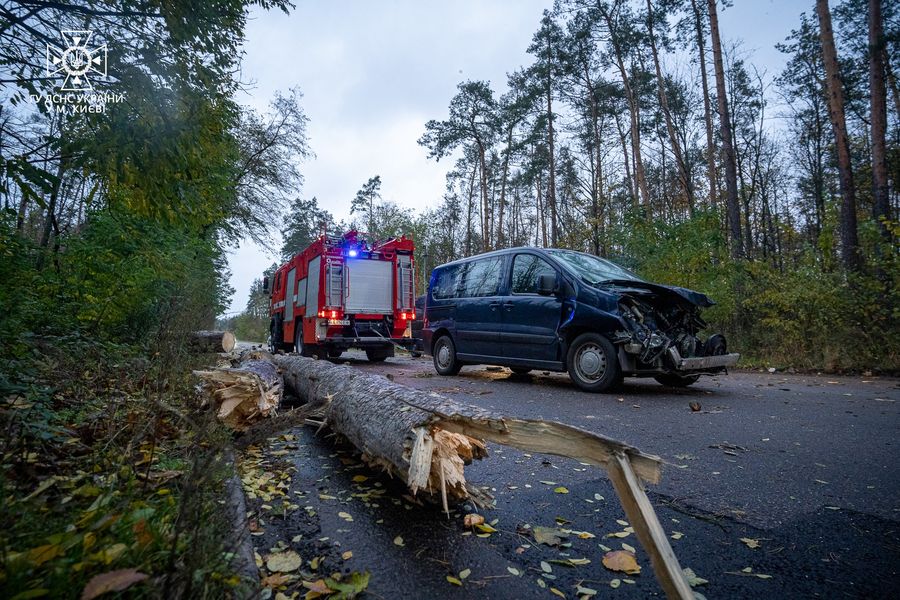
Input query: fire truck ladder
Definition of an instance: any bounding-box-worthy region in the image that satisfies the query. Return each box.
[326,261,343,307]
[397,259,415,310]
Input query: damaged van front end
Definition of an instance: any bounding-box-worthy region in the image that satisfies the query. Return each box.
[547,251,740,388]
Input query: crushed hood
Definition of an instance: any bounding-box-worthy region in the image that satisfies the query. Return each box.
[597,279,715,308]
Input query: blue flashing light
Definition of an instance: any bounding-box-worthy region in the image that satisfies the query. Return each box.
[347,248,358,257]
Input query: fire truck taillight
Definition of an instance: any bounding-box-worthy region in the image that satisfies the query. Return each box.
[317,310,340,319]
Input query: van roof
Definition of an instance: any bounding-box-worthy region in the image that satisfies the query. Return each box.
[435,246,552,269]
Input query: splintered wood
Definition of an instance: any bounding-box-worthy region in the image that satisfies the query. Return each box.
[194,359,282,431]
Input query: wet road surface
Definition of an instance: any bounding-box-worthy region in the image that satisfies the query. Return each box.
[241,351,900,599]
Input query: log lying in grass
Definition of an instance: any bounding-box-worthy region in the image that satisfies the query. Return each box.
[190,330,236,353]
[272,354,692,599]
[194,358,282,431]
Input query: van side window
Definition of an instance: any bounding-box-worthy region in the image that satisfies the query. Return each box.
[511,254,556,294]
[431,265,461,300]
[459,256,504,297]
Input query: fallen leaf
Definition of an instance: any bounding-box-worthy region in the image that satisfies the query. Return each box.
[352,475,368,483]
[475,523,497,533]
[671,531,684,540]
[463,513,485,528]
[393,536,404,547]
[342,551,353,560]
[689,402,701,412]
[81,569,148,599]
[539,480,557,485]
[338,512,354,522]
[621,543,636,553]
[602,550,641,575]
[554,486,569,494]
[576,585,598,596]
[266,550,302,572]
[682,567,708,587]
[533,526,566,546]
[541,561,552,573]
[302,578,334,599]
[323,571,370,598]
[537,578,547,588]
[507,566,521,576]
[610,578,621,588]
[740,537,760,549]
[27,544,61,567]
[459,568,471,580]
[550,587,566,598]
[446,575,462,586]
[261,573,290,588]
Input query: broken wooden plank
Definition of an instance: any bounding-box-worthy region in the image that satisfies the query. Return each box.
[607,451,693,599]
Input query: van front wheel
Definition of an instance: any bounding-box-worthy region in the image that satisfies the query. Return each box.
[567,333,620,393]
[433,335,462,376]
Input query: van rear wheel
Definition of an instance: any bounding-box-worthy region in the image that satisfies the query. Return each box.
[566,333,620,393]
[433,335,462,376]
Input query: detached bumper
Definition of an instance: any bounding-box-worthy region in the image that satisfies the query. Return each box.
[668,347,740,371]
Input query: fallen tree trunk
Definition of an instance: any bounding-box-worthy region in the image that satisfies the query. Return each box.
[194,356,282,431]
[190,330,236,353]
[272,354,691,599]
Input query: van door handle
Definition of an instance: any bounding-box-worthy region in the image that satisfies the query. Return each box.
[489,301,500,311]
[502,301,514,310]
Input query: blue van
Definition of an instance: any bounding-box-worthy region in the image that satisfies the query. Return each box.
[422,247,739,392]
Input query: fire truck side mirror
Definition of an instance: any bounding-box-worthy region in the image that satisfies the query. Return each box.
[262,276,269,293]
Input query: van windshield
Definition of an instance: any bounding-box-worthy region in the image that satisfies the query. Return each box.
[546,250,641,285]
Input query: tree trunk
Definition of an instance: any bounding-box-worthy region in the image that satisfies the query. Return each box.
[869,0,890,238]
[647,0,694,213]
[477,141,490,252]
[190,330,237,353]
[708,0,743,258]
[545,44,559,247]
[602,9,652,213]
[691,0,718,208]
[816,0,861,271]
[270,355,696,597]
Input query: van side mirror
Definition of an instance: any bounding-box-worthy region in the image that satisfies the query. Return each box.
[537,273,557,296]
[262,276,269,293]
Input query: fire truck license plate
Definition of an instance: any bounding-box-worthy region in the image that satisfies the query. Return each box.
[327,319,350,326]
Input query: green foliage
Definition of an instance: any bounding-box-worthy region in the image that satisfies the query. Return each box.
[619,209,899,372]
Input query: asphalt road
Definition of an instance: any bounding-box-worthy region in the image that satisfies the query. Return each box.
[244,350,900,599]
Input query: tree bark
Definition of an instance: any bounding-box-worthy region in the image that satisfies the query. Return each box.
[816,0,861,271]
[708,0,743,258]
[691,0,718,208]
[190,330,237,353]
[869,0,890,238]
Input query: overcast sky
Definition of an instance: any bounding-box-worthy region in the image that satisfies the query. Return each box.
[226,0,807,315]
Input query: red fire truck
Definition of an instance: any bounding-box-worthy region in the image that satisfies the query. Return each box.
[264,231,417,361]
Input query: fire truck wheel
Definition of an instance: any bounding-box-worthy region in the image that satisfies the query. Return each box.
[365,349,389,363]
[294,327,311,357]
[433,335,462,376]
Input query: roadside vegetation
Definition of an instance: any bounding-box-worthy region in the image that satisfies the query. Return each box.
[0,1,306,597]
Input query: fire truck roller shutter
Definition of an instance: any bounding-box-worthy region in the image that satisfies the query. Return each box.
[306,256,321,318]
[297,278,307,312]
[285,268,296,322]
[345,259,392,314]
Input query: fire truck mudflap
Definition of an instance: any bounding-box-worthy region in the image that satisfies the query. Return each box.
[265,231,417,362]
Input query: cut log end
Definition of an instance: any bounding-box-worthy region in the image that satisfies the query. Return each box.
[191,330,236,353]
[194,358,282,431]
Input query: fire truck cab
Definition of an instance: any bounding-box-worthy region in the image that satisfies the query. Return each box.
[266,231,417,362]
